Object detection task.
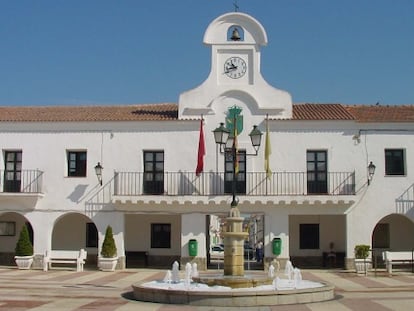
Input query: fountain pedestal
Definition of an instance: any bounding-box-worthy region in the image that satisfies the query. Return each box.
[223,207,247,276]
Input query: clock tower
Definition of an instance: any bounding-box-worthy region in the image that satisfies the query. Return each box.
[179,12,292,119]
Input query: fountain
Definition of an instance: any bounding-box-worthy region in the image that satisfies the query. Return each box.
[132,259,334,306]
[132,208,334,306]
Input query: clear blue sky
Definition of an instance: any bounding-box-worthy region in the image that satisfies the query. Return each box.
[1,0,413,106]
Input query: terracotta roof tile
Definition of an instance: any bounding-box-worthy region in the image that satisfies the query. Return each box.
[0,104,178,122]
[292,103,355,120]
[345,105,414,122]
[0,103,413,123]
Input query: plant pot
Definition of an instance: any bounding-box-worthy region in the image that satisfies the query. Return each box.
[14,255,34,270]
[99,257,118,272]
[354,258,372,274]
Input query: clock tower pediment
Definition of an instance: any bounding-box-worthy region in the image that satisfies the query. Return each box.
[203,12,267,46]
[179,12,292,120]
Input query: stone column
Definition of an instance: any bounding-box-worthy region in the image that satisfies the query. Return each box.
[223,207,248,276]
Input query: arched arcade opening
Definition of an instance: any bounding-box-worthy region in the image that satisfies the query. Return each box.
[0,212,33,266]
[372,213,414,267]
[52,213,98,267]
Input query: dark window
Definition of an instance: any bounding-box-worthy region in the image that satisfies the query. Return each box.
[0,222,16,236]
[300,224,319,249]
[385,149,405,175]
[143,151,164,194]
[86,223,98,248]
[26,222,34,245]
[151,223,171,248]
[372,223,390,249]
[3,151,22,192]
[67,151,87,177]
[307,150,327,194]
[224,150,246,194]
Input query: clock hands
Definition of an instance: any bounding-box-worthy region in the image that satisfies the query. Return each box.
[223,56,246,78]
[224,61,238,74]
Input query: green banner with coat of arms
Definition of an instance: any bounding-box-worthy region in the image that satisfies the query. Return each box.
[225,106,243,136]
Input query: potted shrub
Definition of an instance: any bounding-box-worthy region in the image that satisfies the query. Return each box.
[98,225,118,271]
[354,244,371,274]
[14,224,34,269]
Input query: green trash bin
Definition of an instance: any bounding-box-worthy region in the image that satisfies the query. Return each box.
[272,238,282,256]
[188,239,198,257]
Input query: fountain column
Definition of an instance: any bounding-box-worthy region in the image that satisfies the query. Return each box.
[223,207,248,276]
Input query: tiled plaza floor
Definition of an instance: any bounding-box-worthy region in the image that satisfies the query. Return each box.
[1,266,414,310]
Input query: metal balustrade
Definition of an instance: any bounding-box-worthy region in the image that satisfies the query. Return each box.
[113,171,355,196]
[0,169,44,194]
[396,183,414,213]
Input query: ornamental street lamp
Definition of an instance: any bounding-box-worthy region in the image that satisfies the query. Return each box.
[94,162,103,186]
[212,107,263,208]
[367,161,376,185]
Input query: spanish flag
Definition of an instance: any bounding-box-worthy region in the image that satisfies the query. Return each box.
[264,116,272,178]
[195,118,205,176]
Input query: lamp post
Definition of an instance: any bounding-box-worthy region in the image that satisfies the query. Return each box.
[367,161,376,185]
[212,106,263,276]
[94,162,103,186]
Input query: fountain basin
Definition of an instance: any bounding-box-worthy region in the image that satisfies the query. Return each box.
[132,275,334,306]
[193,273,272,288]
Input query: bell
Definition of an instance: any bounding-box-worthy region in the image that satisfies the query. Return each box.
[230,28,241,41]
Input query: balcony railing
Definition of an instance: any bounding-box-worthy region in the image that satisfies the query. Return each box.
[113,171,355,196]
[0,169,44,194]
[396,183,414,214]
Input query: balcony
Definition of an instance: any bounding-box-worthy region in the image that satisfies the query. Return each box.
[0,169,44,210]
[113,171,355,197]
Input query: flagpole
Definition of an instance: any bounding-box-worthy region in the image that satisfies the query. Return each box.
[196,115,206,178]
[265,114,270,195]
[231,115,238,207]
[201,115,204,195]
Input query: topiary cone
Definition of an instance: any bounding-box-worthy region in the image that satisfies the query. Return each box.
[101,225,117,258]
[15,224,33,256]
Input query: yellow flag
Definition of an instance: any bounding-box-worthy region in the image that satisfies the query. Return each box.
[234,126,239,175]
[264,117,271,178]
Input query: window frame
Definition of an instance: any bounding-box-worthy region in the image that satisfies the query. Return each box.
[384,149,405,176]
[299,223,320,250]
[224,149,246,194]
[3,150,22,192]
[143,150,164,194]
[0,221,16,236]
[151,223,171,249]
[67,150,87,177]
[306,150,328,194]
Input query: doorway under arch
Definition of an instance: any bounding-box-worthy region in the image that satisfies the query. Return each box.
[372,213,414,267]
[0,212,33,266]
[52,213,98,267]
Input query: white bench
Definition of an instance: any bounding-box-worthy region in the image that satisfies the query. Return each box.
[43,249,87,272]
[382,251,414,274]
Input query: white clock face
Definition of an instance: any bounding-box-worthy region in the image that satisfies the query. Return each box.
[224,57,247,79]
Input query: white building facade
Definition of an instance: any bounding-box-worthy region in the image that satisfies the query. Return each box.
[1,12,413,270]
